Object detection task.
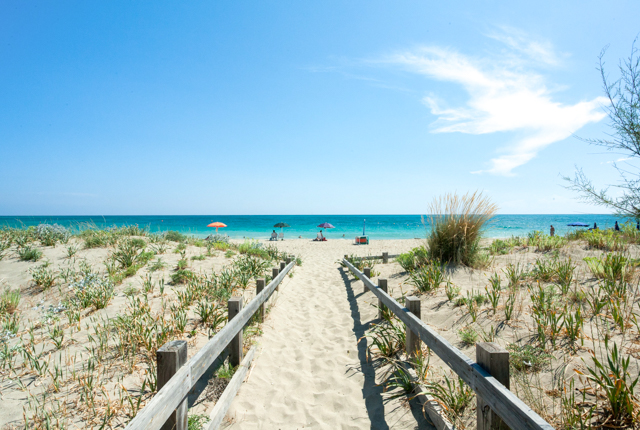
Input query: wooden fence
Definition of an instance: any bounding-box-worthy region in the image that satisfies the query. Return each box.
[124,258,296,430]
[342,258,554,430]
[346,252,399,264]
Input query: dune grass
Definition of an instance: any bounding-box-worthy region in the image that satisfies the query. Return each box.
[425,191,497,267]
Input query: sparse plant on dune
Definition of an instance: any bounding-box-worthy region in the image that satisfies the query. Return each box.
[0,289,20,314]
[29,264,56,290]
[362,312,405,358]
[421,372,474,424]
[407,261,446,293]
[577,341,640,427]
[18,245,42,262]
[425,191,497,268]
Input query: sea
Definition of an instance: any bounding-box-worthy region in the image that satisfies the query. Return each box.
[0,214,630,241]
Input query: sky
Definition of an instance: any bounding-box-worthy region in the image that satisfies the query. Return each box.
[1,1,639,215]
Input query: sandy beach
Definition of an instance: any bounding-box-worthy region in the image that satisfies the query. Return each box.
[2,231,640,429]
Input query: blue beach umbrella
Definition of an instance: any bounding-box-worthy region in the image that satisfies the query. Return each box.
[567,222,589,227]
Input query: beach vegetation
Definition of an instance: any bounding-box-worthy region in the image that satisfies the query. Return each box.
[489,238,511,255]
[165,230,186,242]
[578,341,640,427]
[422,373,474,424]
[35,223,71,246]
[445,281,460,301]
[363,312,405,358]
[407,261,446,293]
[171,269,195,285]
[18,245,42,261]
[425,191,497,267]
[507,344,553,373]
[0,289,20,315]
[458,325,478,346]
[29,264,56,290]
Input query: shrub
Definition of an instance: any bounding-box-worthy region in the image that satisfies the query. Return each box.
[489,239,510,255]
[18,246,42,261]
[29,264,56,289]
[172,270,195,285]
[35,223,70,246]
[113,238,146,269]
[425,191,497,267]
[67,273,115,310]
[396,251,416,272]
[207,234,229,244]
[165,231,186,242]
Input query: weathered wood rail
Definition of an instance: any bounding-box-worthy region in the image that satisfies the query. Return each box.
[125,258,296,430]
[342,258,554,430]
[347,252,399,264]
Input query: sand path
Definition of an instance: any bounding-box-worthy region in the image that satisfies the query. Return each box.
[223,245,433,429]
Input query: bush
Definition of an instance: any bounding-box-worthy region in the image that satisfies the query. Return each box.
[35,223,71,246]
[67,273,115,310]
[165,231,186,242]
[30,264,56,289]
[425,191,497,267]
[18,246,42,262]
[172,270,195,284]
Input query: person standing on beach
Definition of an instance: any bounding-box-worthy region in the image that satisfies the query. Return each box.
[550,225,555,237]
[615,221,620,231]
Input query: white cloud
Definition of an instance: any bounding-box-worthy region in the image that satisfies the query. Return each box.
[386,32,607,175]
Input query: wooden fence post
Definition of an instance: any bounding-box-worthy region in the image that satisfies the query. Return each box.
[405,296,421,357]
[157,340,187,430]
[280,261,286,272]
[378,279,388,319]
[228,297,243,367]
[272,268,280,291]
[256,279,265,322]
[285,256,292,265]
[382,252,388,264]
[477,342,510,430]
[363,267,371,294]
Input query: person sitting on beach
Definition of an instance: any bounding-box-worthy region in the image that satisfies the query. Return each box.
[550,225,555,237]
[615,221,620,231]
[314,230,326,241]
[270,230,277,241]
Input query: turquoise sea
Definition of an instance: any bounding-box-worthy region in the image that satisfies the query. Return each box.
[0,214,630,241]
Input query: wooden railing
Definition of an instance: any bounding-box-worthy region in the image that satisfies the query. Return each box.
[346,251,399,264]
[125,258,296,430]
[342,258,554,430]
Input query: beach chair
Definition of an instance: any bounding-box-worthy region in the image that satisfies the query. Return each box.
[278,232,284,241]
[270,232,278,241]
[355,236,369,245]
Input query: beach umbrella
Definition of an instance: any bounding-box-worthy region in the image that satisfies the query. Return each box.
[273,222,290,236]
[567,222,589,227]
[207,222,227,234]
[317,222,335,233]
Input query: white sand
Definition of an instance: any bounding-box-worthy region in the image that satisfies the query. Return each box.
[222,239,433,429]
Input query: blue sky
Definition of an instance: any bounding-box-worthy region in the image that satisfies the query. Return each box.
[1,1,639,215]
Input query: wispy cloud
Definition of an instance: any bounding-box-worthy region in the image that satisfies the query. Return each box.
[385,29,607,175]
